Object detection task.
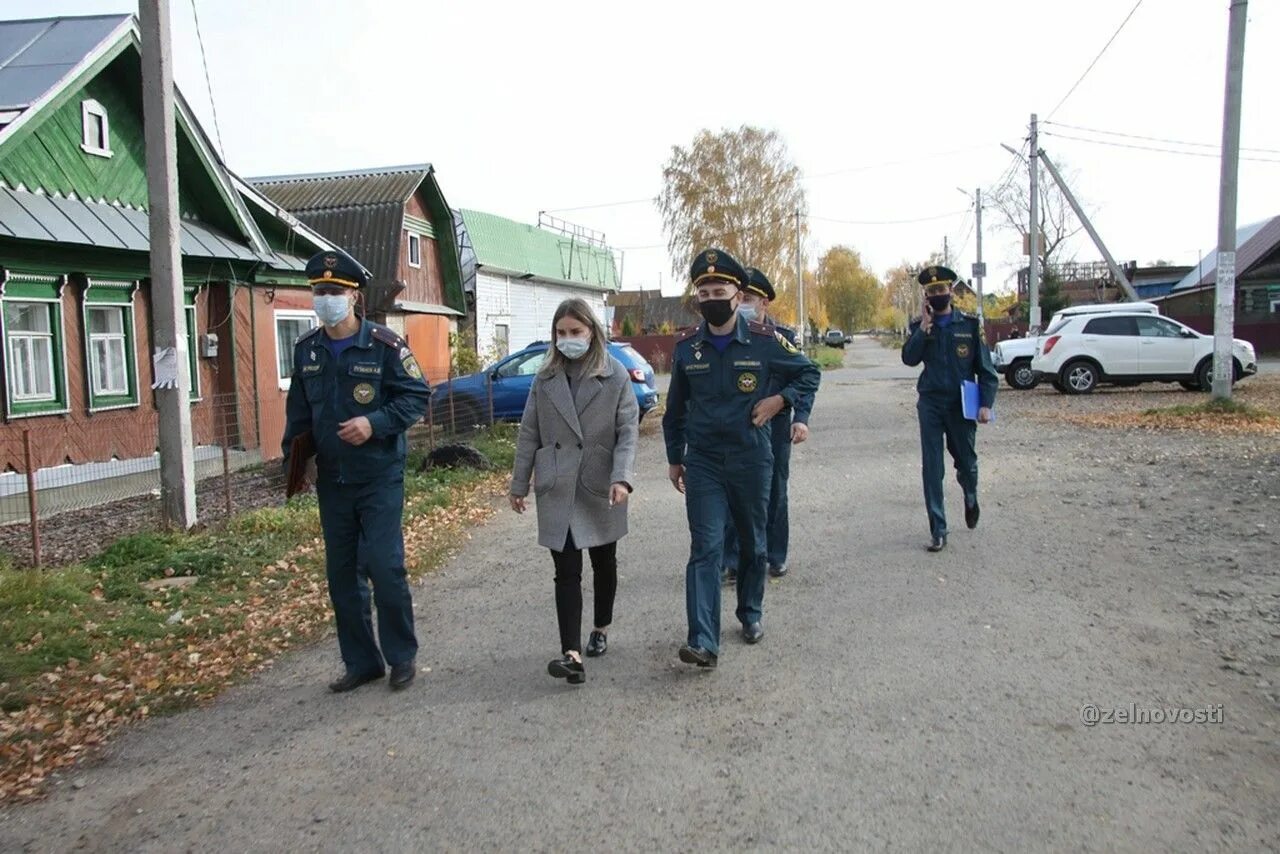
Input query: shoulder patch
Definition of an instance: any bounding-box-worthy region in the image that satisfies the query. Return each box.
[675,325,699,342]
[370,324,406,350]
[747,320,772,336]
[297,325,324,345]
[774,330,800,354]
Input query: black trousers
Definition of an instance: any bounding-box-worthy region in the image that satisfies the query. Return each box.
[551,531,618,654]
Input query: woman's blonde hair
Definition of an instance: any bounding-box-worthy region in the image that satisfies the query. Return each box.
[539,298,610,378]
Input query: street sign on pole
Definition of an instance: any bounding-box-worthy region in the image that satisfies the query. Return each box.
[971,262,987,278]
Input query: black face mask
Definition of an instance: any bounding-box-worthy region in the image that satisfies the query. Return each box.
[699,298,736,327]
[928,294,952,313]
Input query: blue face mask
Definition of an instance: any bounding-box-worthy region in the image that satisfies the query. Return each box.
[556,337,590,360]
[738,303,758,323]
[313,294,351,327]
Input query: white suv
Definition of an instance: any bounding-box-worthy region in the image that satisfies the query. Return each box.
[994,302,1160,390]
[1030,311,1258,394]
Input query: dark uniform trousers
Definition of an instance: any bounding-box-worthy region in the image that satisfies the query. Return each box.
[916,394,977,539]
[722,413,791,570]
[317,477,418,673]
[685,449,773,652]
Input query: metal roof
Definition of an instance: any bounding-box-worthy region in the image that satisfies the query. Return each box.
[249,165,434,283]
[0,185,305,270]
[0,15,131,119]
[1172,214,1280,290]
[459,208,619,291]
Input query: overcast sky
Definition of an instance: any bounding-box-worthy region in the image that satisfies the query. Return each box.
[8,0,1280,295]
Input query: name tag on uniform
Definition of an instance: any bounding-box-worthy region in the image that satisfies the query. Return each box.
[732,359,762,368]
[953,332,973,339]
[301,364,322,375]
[349,363,382,376]
[683,362,710,373]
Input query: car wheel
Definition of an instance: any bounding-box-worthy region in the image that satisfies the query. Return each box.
[1195,357,1242,391]
[1061,360,1098,394]
[1007,360,1039,390]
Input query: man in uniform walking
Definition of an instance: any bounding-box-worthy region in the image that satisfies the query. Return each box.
[283,249,431,691]
[721,267,812,582]
[663,249,821,668]
[901,265,998,552]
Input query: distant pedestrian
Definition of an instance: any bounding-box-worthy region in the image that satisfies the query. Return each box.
[510,299,639,685]
[282,249,430,692]
[901,266,999,552]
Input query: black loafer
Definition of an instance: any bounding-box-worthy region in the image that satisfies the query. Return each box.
[389,661,416,690]
[965,498,980,529]
[328,668,384,693]
[743,622,764,644]
[768,563,788,578]
[548,655,586,684]
[927,535,947,553]
[678,645,718,668]
[585,630,608,658]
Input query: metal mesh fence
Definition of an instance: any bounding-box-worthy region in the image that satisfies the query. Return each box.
[0,366,511,568]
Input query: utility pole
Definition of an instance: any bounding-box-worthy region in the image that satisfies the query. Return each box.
[1213,0,1248,400]
[795,207,804,345]
[974,187,985,328]
[1028,113,1041,332]
[943,235,950,268]
[1038,150,1138,301]
[140,0,196,528]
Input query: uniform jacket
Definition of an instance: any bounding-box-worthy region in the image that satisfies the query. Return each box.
[901,310,999,408]
[510,355,639,551]
[282,319,431,485]
[662,314,821,466]
[765,320,813,426]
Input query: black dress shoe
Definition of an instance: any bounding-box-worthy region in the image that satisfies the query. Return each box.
[768,563,788,578]
[678,645,718,668]
[585,630,608,658]
[965,498,980,529]
[389,661,416,690]
[743,622,764,644]
[547,655,586,684]
[927,535,947,553]
[328,669,384,693]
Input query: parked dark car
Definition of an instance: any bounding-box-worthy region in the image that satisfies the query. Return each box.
[430,340,660,426]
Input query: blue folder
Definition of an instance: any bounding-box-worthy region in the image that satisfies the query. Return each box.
[961,380,993,422]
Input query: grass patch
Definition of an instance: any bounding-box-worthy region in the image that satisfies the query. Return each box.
[1058,395,1280,436]
[0,427,511,803]
[810,347,846,370]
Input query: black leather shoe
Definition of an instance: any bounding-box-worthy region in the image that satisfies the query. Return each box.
[389,661,416,690]
[927,535,947,553]
[328,669,384,693]
[678,645,718,668]
[965,498,980,529]
[743,622,764,644]
[768,563,788,578]
[585,630,608,658]
[547,655,586,684]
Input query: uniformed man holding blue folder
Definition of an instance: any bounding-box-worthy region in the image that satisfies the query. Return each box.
[901,266,999,552]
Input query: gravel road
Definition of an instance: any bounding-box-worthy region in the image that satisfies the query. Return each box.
[2,337,1277,852]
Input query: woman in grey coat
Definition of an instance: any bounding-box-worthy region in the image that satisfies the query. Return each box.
[509,298,639,685]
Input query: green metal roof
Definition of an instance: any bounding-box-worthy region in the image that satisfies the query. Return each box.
[459,208,618,291]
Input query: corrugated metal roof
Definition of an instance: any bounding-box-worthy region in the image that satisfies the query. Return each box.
[0,15,130,116]
[249,165,435,283]
[0,185,279,265]
[459,208,618,291]
[1172,215,1280,290]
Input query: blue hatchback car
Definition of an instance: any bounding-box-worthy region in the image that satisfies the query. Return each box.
[430,340,659,425]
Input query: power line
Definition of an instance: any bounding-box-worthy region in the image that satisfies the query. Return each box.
[189,0,225,160]
[542,197,656,214]
[1045,120,1280,156]
[616,215,794,251]
[1047,0,1146,120]
[1042,130,1280,164]
[809,209,969,226]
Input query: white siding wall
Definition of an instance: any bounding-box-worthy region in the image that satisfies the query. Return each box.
[475,269,610,358]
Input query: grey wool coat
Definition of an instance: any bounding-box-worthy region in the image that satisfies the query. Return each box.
[510,355,639,550]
